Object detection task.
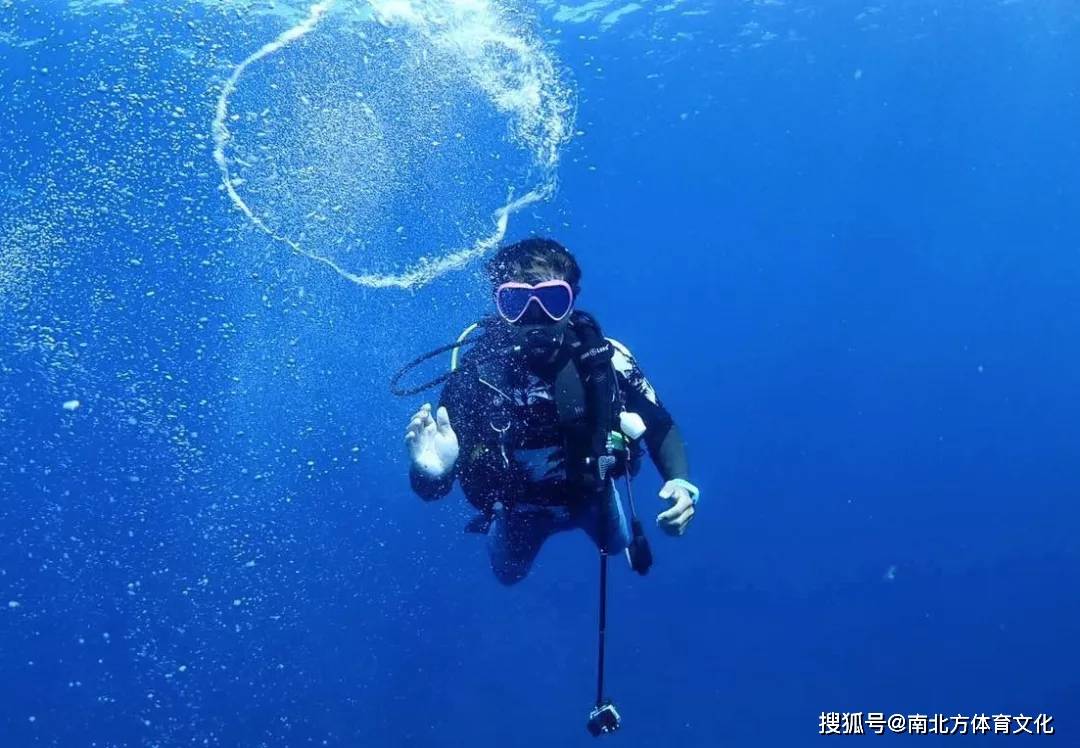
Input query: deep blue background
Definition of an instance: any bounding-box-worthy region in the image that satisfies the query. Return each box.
[1,1,1077,746]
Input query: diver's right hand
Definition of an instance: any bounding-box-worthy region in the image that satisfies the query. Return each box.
[405,403,459,479]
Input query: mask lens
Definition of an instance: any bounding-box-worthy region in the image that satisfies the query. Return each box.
[496,286,534,321]
[533,283,573,320]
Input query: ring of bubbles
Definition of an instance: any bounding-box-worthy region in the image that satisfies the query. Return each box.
[212,0,573,289]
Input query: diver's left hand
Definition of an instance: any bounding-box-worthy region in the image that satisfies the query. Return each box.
[657,480,696,536]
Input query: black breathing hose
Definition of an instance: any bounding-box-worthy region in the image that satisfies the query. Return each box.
[388,338,475,397]
[389,320,512,397]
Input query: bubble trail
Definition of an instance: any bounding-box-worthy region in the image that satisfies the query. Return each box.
[212,0,551,290]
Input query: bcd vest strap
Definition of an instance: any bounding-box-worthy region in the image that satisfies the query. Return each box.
[462,311,623,499]
[558,313,620,494]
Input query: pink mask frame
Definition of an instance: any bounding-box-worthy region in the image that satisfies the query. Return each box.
[494,279,575,323]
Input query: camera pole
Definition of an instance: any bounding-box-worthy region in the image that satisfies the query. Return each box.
[587,549,621,736]
[595,550,608,707]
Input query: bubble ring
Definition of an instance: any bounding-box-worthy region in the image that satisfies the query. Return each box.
[212,0,557,290]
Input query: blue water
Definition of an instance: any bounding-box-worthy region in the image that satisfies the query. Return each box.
[1,1,1078,746]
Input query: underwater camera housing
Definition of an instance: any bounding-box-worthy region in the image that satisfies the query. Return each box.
[587,701,622,736]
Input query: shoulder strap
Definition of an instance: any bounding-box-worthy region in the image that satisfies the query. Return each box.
[556,314,621,491]
[554,350,587,425]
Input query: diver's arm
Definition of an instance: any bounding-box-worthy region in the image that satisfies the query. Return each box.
[611,343,699,535]
[623,383,689,480]
[651,422,690,482]
[631,387,698,534]
[410,460,456,500]
[609,338,693,483]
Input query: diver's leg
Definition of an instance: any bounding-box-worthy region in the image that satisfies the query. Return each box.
[487,503,571,585]
[577,483,631,554]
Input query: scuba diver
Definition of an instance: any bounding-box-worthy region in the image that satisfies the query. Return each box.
[400,237,700,585]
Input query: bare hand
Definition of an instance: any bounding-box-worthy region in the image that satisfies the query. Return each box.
[657,481,696,536]
[404,403,459,479]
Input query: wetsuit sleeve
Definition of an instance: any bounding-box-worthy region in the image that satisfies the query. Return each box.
[409,373,467,501]
[410,458,455,500]
[610,339,691,482]
[650,422,690,482]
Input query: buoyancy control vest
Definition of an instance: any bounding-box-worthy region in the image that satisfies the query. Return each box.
[452,311,640,512]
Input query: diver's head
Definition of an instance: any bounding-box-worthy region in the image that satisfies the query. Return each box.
[485,237,581,362]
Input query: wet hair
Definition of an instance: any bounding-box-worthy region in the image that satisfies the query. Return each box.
[485,237,582,293]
